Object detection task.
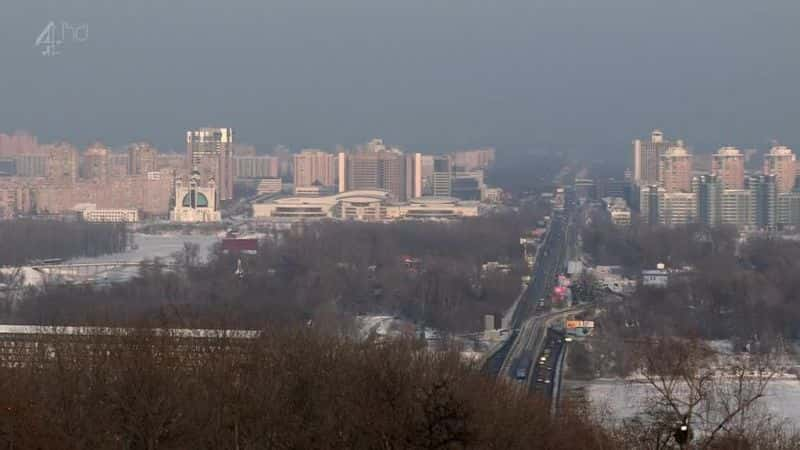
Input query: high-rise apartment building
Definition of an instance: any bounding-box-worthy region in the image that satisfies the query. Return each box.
[128,142,158,175]
[272,145,293,180]
[431,156,453,197]
[633,130,672,186]
[0,158,16,176]
[747,174,777,230]
[186,127,233,201]
[379,152,406,201]
[0,132,39,156]
[341,149,409,201]
[337,152,347,194]
[156,154,186,173]
[0,179,34,218]
[346,152,379,190]
[233,144,257,157]
[33,173,174,217]
[763,145,796,193]
[108,153,129,177]
[81,145,110,181]
[660,192,697,225]
[639,185,665,225]
[574,178,597,200]
[44,143,78,184]
[14,154,46,177]
[695,175,722,226]
[234,156,279,179]
[451,148,495,171]
[452,170,485,201]
[659,146,692,193]
[721,190,755,229]
[777,192,800,227]
[405,153,423,199]
[598,178,632,204]
[639,184,696,226]
[293,150,336,187]
[420,155,435,195]
[712,147,745,189]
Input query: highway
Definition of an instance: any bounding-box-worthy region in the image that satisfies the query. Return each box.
[481,211,569,377]
[483,186,579,407]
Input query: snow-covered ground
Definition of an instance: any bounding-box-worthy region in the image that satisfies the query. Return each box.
[355,315,496,361]
[69,233,218,264]
[356,315,400,340]
[2,233,219,287]
[584,377,800,427]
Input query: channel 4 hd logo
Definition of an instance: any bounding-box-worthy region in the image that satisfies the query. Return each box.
[35,20,89,56]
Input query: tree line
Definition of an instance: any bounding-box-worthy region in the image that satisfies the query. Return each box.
[8,208,547,334]
[0,327,615,450]
[0,220,128,266]
[581,209,800,348]
[0,326,797,449]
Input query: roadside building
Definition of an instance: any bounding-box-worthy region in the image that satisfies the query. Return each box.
[641,263,669,288]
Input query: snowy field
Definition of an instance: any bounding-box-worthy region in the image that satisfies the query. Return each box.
[584,378,800,427]
[69,233,219,264]
[2,233,220,286]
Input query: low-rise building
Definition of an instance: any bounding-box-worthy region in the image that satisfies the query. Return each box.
[335,194,388,221]
[589,265,636,295]
[602,197,632,226]
[483,187,504,203]
[386,197,480,220]
[481,261,512,276]
[253,190,389,221]
[256,178,283,195]
[252,191,480,222]
[641,263,669,288]
[81,207,139,223]
[574,178,596,200]
[294,184,336,196]
[567,260,584,275]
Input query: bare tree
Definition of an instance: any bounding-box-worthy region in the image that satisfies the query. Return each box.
[619,338,779,449]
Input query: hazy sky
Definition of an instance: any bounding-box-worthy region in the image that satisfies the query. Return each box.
[2,0,800,162]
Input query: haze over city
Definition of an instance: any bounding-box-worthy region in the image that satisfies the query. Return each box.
[4,2,800,448]
[3,0,800,158]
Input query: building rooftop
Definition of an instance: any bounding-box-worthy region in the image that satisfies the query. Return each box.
[665,146,690,157]
[717,146,742,156]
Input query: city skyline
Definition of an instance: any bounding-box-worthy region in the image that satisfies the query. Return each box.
[4,127,800,163]
[4,2,800,444]
[3,1,800,159]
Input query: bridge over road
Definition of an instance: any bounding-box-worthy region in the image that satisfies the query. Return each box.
[1,261,177,287]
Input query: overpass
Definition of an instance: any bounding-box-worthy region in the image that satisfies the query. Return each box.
[2,261,178,287]
[32,261,143,279]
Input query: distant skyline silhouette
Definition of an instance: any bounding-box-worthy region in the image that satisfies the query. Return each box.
[3,0,800,163]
